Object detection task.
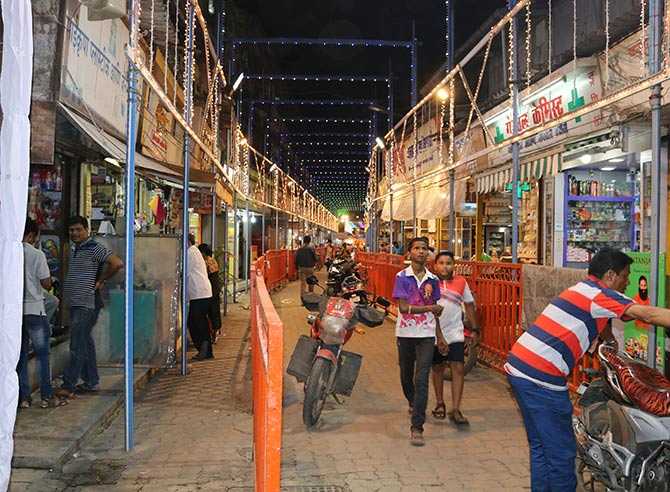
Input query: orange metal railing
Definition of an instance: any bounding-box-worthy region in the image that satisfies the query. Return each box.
[357,253,603,389]
[264,250,289,290]
[250,264,283,492]
[287,249,298,281]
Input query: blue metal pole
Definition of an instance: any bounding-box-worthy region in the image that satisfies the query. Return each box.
[410,23,418,106]
[181,3,195,376]
[123,0,140,452]
[508,0,520,263]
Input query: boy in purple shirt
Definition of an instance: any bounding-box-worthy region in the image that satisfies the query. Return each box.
[392,237,447,446]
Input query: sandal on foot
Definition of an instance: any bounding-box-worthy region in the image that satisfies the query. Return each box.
[450,409,470,426]
[432,402,447,420]
[40,397,67,409]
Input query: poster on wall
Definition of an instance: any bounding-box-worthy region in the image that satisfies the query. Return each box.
[623,253,666,371]
[40,235,61,277]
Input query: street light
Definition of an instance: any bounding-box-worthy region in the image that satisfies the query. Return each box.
[436,86,449,101]
[232,72,245,93]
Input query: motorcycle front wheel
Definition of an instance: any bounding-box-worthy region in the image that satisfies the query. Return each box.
[303,357,332,428]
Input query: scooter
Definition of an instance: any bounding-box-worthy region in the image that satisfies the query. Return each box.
[287,275,391,427]
[573,343,670,491]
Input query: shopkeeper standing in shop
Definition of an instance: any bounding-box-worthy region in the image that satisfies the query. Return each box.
[57,216,123,399]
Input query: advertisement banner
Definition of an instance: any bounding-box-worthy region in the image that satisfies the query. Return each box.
[60,1,142,138]
[623,253,666,371]
[390,108,446,182]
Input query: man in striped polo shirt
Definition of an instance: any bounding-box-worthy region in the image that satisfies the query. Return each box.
[506,248,670,491]
[56,216,123,399]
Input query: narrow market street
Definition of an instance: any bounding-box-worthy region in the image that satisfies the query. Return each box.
[11,278,531,492]
[5,1,670,491]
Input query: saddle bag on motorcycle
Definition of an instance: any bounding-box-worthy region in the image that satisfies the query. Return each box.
[356,305,385,327]
[602,348,670,416]
[333,350,363,396]
[287,335,319,382]
[301,293,322,312]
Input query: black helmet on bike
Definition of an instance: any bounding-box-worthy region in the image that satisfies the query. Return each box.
[341,275,359,293]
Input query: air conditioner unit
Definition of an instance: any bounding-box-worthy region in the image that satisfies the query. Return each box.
[80,0,125,21]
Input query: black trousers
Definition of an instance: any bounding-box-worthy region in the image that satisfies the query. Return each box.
[397,336,435,430]
[188,297,213,355]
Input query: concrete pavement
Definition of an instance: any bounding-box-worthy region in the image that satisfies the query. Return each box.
[10,279,533,491]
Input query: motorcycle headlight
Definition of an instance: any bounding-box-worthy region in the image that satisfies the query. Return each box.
[319,315,349,344]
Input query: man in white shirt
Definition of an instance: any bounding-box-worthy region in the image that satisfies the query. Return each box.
[17,218,63,408]
[187,234,214,360]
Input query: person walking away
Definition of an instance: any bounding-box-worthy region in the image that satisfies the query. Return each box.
[430,251,479,424]
[56,216,123,399]
[295,235,318,294]
[506,247,670,491]
[198,243,222,342]
[187,234,214,360]
[392,237,447,446]
[16,218,64,409]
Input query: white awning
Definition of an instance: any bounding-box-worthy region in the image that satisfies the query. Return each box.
[476,152,562,193]
[58,103,181,179]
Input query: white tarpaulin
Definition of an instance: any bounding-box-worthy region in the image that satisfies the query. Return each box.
[381,178,466,222]
[0,1,33,489]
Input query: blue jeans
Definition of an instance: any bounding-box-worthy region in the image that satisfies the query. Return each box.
[508,374,577,492]
[62,307,99,391]
[17,315,53,401]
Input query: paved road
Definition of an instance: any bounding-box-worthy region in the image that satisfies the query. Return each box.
[11,279,533,491]
[276,278,531,491]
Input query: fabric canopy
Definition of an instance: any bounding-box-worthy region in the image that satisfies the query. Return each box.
[0,1,32,488]
[381,178,466,221]
[59,103,182,180]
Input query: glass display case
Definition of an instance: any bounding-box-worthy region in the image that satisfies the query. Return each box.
[563,171,635,268]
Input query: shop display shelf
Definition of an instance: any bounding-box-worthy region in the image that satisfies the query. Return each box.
[566,195,634,202]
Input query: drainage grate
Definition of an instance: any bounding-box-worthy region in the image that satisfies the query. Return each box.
[228,487,347,492]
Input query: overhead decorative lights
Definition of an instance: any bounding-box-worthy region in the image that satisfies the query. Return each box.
[436,87,449,101]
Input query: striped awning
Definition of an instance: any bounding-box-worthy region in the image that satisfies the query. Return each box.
[476,167,512,194]
[476,152,562,194]
[520,153,563,181]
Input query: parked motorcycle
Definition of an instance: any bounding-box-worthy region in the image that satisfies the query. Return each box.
[325,257,359,296]
[573,343,670,491]
[287,275,391,427]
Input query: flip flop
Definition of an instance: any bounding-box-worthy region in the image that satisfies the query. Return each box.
[432,402,447,420]
[450,409,470,426]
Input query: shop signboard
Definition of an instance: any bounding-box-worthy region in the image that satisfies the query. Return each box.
[60,1,142,139]
[390,107,445,182]
[622,252,666,371]
[141,87,183,167]
[484,61,606,166]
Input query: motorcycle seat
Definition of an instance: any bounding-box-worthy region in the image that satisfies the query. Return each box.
[601,347,670,417]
